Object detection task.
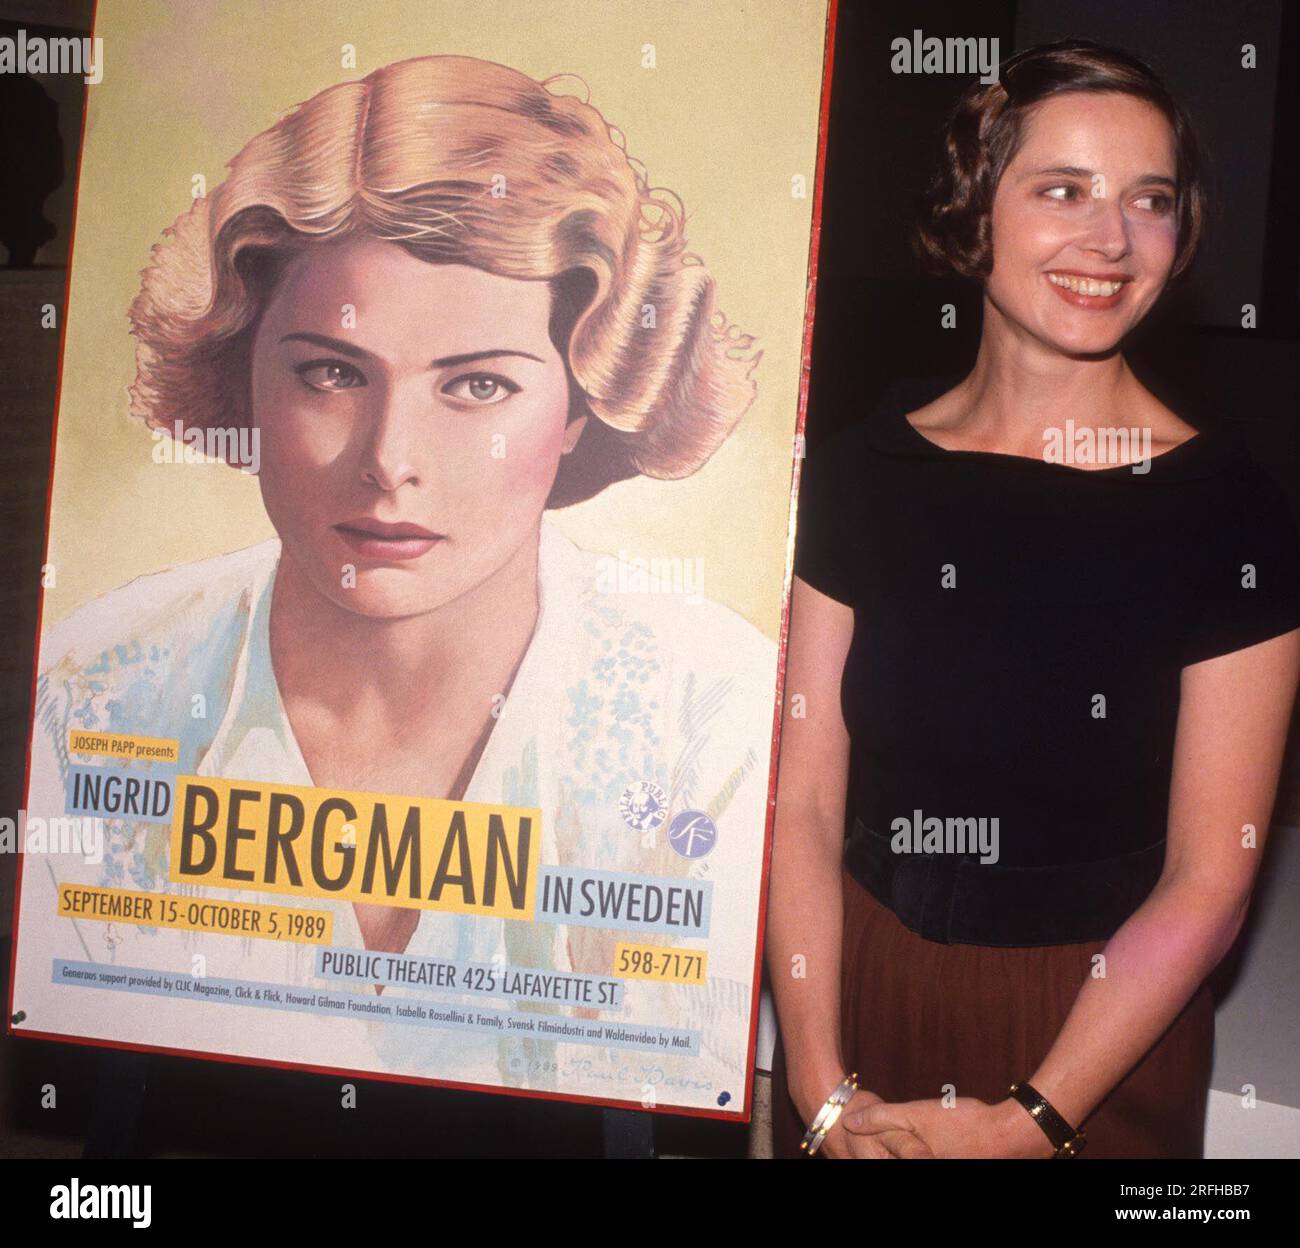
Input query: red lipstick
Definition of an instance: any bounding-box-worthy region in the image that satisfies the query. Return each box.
[333,518,444,561]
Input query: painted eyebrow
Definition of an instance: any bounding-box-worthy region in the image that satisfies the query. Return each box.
[429,349,547,368]
[279,333,369,360]
[278,333,546,367]
[1023,165,1176,189]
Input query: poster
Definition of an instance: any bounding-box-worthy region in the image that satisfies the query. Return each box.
[7,0,834,1119]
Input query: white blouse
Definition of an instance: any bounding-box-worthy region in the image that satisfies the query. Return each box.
[15,512,778,1113]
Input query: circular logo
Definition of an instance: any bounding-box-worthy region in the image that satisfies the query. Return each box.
[619,781,668,832]
[667,810,717,860]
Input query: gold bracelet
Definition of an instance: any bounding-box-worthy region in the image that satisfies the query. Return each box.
[800,1072,859,1156]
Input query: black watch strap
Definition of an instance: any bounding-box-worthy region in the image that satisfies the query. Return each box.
[1009,1081,1087,1157]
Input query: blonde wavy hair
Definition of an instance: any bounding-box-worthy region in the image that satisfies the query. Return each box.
[127,54,761,507]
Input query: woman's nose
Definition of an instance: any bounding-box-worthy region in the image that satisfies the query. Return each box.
[1078,191,1131,261]
[358,383,427,492]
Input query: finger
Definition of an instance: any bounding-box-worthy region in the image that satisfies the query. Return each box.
[841,1101,914,1135]
[832,1090,877,1135]
[881,1129,935,1159]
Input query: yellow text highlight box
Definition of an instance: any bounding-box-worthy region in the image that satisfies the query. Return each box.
[613,942,707,985]
[68,731,179,764]
[57,883,332,943]
[170,775,540,919]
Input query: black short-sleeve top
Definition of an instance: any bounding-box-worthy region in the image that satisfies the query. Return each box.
[794,392,1300,872]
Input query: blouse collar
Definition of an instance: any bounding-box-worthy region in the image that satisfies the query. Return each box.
[195,511,586,794]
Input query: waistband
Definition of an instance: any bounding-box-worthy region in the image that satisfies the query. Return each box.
[843,814,1166,947]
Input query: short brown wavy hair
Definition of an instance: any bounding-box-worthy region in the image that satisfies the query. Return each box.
[128,55,761,507]
[913,40,1205,281]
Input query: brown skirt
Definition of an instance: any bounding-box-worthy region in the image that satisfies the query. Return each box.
[771,867,1214,1159]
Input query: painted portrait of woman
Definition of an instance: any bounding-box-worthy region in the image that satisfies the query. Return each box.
[24,54,777,1103]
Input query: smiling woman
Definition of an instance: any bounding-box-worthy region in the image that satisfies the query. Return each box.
[26,53,777,1101]
[770,39,1300,1160]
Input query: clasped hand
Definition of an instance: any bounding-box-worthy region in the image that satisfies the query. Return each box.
[823,1092,1049,1158]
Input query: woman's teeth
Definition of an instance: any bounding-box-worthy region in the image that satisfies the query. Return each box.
[1047,273,1126,297]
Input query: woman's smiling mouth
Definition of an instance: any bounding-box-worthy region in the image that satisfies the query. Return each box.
[334,518,445,560]
[1044,270,1132,309]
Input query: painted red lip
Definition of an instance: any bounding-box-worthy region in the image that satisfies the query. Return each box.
[334,519,444,561]
[335,518,442,539]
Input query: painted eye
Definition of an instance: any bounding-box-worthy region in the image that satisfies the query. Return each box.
[442,373,521,404]
[294,360,366,391]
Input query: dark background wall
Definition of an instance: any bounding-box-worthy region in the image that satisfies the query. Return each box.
[1,0,1296,1157]
[0,1,89,944]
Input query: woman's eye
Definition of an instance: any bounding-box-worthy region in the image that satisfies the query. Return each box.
[294,359,367,392]
[1134,192,1174,214]
[442,373,521,404]
[1042,184,1082,202]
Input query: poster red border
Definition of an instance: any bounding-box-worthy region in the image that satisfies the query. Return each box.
[5,0,841,1129]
